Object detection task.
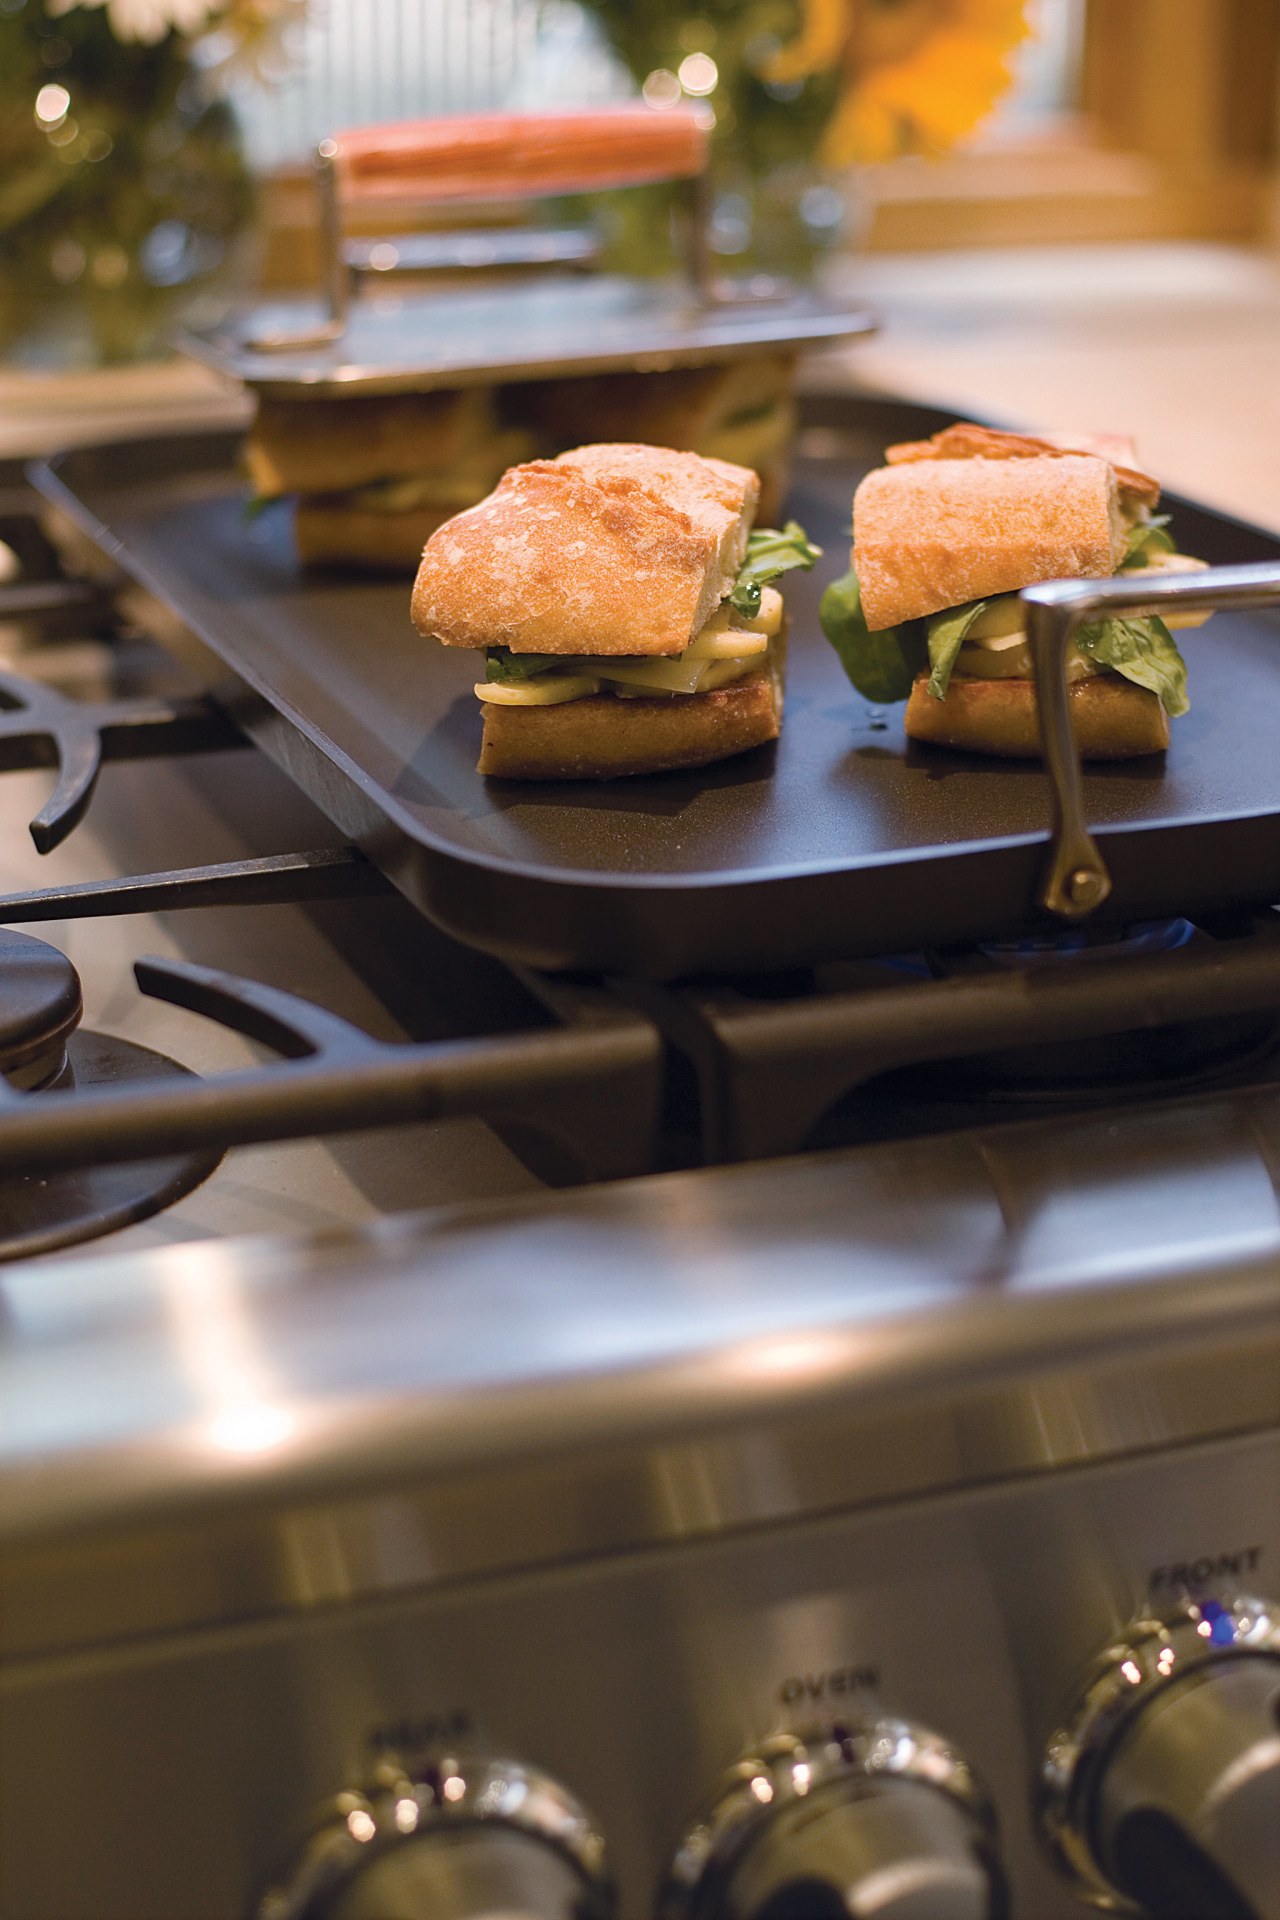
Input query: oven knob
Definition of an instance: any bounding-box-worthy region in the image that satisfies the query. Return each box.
[257,1754,613,1920]
[1041,1593,1280,1917]
[661,1722,1007,1918]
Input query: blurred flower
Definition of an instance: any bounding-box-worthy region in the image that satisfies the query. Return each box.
[46,0,218,44]
[5,2,255,365]
[196,0,310,82]
[44,0,308,76]
[768,0,1032,162]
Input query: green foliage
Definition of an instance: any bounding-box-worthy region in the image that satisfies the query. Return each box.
[925,598,988,699]
[579,2,842,276]
[729,519,821,616]
[1120,515,1175,566]
[819,568,927,704]
[593,1,834,173]
[1075,615,1190,716]
[485,649,561,683]
[0,4,252,364]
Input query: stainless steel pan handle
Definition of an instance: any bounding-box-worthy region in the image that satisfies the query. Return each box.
[1023,559,1280,920]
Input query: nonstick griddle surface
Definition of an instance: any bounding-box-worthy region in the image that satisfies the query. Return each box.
[36,398,1280,977]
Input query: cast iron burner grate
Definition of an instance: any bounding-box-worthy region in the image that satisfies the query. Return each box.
[853,918,1280,1111]
[0,928,220,1258]
[623,912,1280,1163]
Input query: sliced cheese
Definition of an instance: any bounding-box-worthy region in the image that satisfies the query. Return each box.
[955,549,1212,664]
[687,627,769,661]
[964,594,1024,642]
[597,655,711,694]
[968,629,1027,654]
[955,640,1099,683]
[690,585,783,646]
[695,654,761,692]
[1123,549,1213,629]
[476,674,600,706]
[476,586,784,706]
[741,585,784,638]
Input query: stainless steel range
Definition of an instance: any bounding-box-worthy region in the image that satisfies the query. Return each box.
[1,416,1279,1920]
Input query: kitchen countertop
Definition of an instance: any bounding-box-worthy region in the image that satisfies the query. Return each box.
[0,356,249,461]
[816,241,1280,533]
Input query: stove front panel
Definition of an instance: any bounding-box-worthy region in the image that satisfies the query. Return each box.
[2,1426,1275,1920]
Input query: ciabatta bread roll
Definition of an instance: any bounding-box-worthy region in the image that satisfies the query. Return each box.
[884,422,1161,513]
[411,441,814,781]
[853,453,1125,633]
[246,387,538,573]
[249,358,798,574]
[413,444,758,658]
[247,388,493,498]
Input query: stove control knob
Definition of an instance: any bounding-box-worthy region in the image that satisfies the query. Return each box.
[661,1722,1007,1918]
[1042,1593,1280,1918]
[257,1754,613,1920]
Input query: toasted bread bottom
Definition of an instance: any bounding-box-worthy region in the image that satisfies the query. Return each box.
[904,671,1170,760]
[294,503,454,571]
[478,662,782,780]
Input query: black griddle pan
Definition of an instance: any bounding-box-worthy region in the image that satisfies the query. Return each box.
[32,396,1280,978]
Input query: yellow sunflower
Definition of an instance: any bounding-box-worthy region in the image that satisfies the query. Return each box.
[768,0,1032,164]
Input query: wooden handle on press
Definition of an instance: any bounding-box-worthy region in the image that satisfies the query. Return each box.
[329,106,709,203]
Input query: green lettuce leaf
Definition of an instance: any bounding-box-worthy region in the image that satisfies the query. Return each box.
[925,599,989,701]
[729,520,821,617]
[1075,614,1189,716]
[819,568,927,704]
[484,648,561,684]
[1120,514,1174,567]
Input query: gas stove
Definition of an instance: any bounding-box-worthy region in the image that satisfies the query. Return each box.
[1,446,1278,1920]
[0,457,582,1255]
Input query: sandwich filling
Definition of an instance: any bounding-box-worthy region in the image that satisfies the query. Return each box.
[477,587,784,706]
[820,436,1205,719]
[325,429,538,518]
[472,520,817,708]
[244,388,535,530]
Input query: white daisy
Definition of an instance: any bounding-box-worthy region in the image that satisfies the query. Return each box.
[44,0,219,44]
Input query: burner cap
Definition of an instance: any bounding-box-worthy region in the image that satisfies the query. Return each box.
[0,930,82,1089]
[1,1030,222,1260]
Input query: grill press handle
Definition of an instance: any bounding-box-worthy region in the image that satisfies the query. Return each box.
[249,105,711,352]
[330,106,709,202]
[1026,559,1280,921]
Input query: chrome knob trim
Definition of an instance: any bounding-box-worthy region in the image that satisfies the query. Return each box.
[660,1719,999,1918]
[257,1753,613,1920]
[1040,1591,1280,1911]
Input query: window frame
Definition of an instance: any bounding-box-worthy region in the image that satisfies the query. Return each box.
[861,0,1278,251]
